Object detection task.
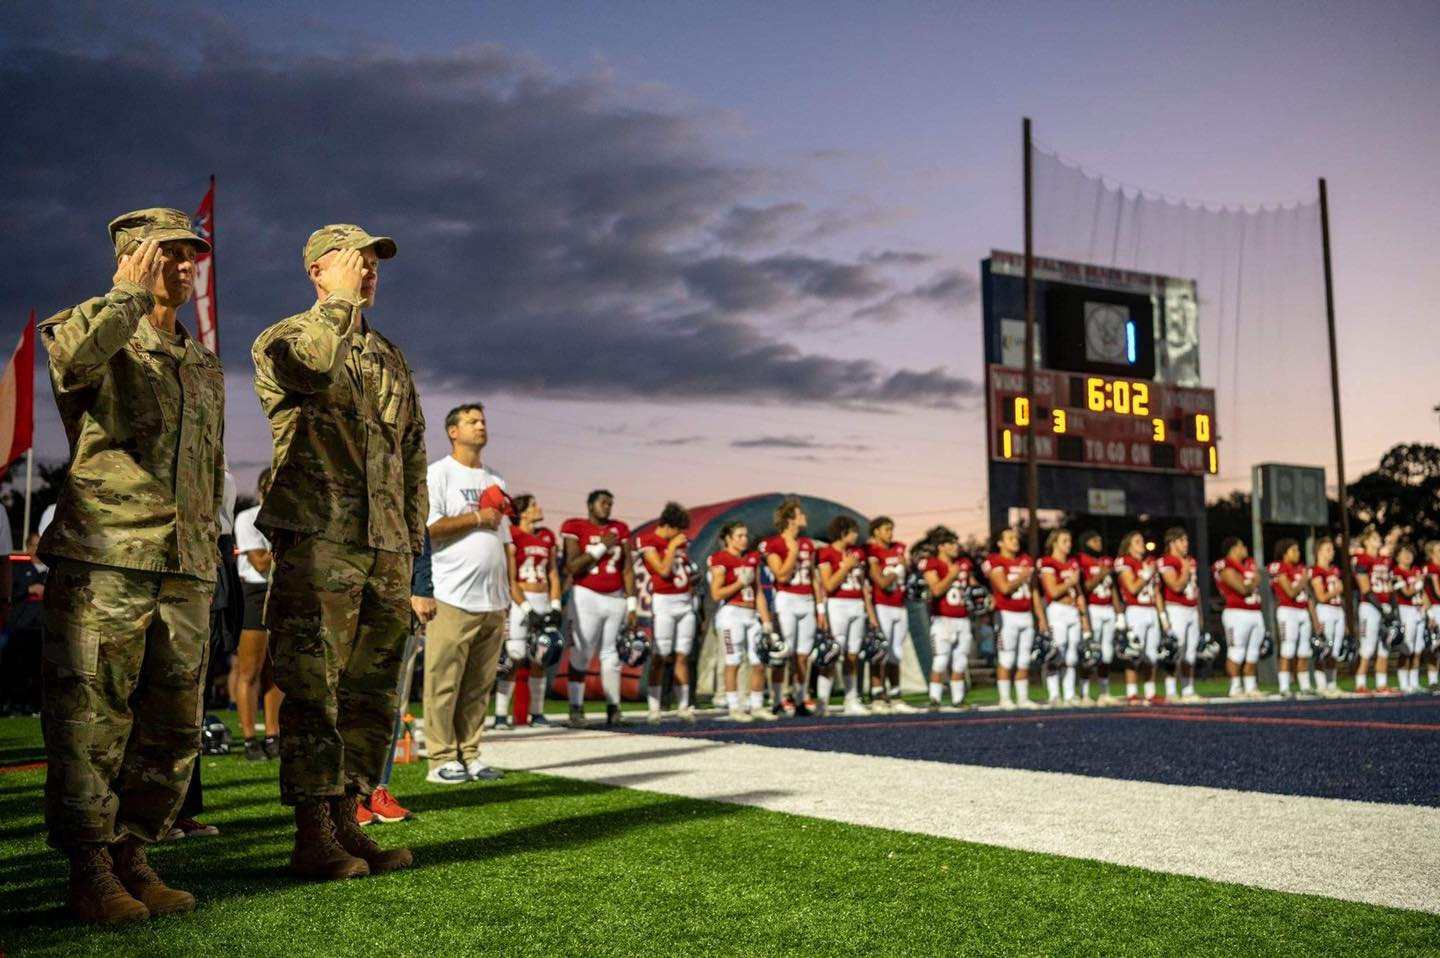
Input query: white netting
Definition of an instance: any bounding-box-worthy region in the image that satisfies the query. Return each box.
[1031,145,1329,488]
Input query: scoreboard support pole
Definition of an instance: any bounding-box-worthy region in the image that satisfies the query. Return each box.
[1022,117,1040,556]
[1319,178,1356,642]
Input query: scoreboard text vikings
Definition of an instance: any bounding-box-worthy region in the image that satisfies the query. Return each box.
[981,251,1218,546]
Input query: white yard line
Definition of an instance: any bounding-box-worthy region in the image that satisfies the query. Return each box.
[482,728,1440,915]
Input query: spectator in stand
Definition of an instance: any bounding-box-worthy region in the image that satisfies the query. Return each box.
[233,469,282,762]
[4,531,45,715]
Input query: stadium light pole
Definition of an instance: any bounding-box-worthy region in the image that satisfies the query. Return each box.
[1319,177,1355,640]
[1022,117,1039,557]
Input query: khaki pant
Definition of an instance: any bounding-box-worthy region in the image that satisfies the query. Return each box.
[41,559,213,849]
[424,602,505,768]
[266,535,412,805]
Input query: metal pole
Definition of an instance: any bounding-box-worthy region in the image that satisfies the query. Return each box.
[1022,117,1039,556]
[21,447,33,544]
[1319,179,1355,640]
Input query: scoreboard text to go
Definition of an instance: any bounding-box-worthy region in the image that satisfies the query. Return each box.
[988,365,1219,476]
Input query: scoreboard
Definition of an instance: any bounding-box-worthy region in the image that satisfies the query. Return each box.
[989,365,1218,475]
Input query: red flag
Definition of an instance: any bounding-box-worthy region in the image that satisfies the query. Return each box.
[0,312,35,471]
[193,176,218,353]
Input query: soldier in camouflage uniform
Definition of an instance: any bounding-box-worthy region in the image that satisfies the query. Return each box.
[252,224,427,880]
[38,209,225,923]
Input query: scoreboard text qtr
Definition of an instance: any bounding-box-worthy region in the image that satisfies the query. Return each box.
[989,365,1218,476]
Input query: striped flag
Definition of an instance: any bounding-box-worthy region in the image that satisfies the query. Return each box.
[192,176,218,353]
[0,313,35,471]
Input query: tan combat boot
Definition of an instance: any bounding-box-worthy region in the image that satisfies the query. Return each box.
[290,800,370,880]
[112,836,196,915]
[331,794,414,874]
[66,844,150,924]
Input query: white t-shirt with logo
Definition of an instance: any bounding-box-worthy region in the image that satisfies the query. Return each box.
[234,505,270,585]
[426,456,512,613]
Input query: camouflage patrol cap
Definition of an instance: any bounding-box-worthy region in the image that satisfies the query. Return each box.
[302,224,397,267]
[108,208,212,256]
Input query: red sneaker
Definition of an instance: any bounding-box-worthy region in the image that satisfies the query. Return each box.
[1147,695,1167,706]
[356,800,375,827]
[1379,686,1401,696]
[1125,695,1142,706]
[1355,686,1373,695]
[368,786,412,824]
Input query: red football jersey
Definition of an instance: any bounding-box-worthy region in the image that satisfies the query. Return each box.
[511,526,556,590]
[561,518,631,594]
[1213,556,1261,609]
[759,535,818,596]
[818,544,868,599]
[1116,555,1158,607]
[1425,562,1440,604]
[867,541,908,608]
[1310,563,1344,606]
[982,553,1034,613]
[1038,555,1082,605]
[1077,553,1115,605]
[636,531,692,596]
[1267,560,1310,609]
[1392,564,1423,606]
[921,556,971,618]
[1159,553,1200,607]
[1353,553,1393,601]
[709,549,761,607]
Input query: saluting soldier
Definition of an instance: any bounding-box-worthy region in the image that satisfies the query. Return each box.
[252,225,427,880]
[38,209,225,923]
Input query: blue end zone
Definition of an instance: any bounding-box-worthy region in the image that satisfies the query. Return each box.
[629,698,1440,808]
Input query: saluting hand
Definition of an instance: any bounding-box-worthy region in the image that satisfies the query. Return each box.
[316,248,367,297]
[113,238,164,291]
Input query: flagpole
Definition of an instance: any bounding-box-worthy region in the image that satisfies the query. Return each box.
[21,447,32,544]
[208,174,219,358]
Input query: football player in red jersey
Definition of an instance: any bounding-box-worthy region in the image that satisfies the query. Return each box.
[708,521,777,722]
[495,494,563,729]
[1038,529,1091,708]
[1309,537,1346,696]
[1077,531,1119,705]
[918,526,974,710]
[1158,527,1202,700]
[818,515,878,716]
[1352,527,1394,694]
[865,516,914,713]
[637,502,696,723]
[560,490,637,727]
[1116,531,1165,705]
[1391,542,1426,694]
[1268,539,1317,698]
[760,496,825,717]
[1424,541,1440,690]
[1213,537,1264,698]
[983,528,1036,710]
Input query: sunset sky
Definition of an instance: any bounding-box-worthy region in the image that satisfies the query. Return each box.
[3,1,1437,541]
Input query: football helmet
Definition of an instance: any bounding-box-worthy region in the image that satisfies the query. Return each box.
[528,622,566,669]
[543,608,563,630]
[1426,619,1440,654]
[1030,629,1055,668]
[1333,634,1357,663]
[1079,634,1102,668]
[756,626,787,665]
[1155,630,1180,667]
[859,623,888,664]
[1258,631,1274,659]
[497,643,514,675]
[200,714,232,756]
[1382,614,1406,652]
[1310,630,1332,658]
[812,627,842,669]
[905,570,931,605]
[615,625,650,668]
[526,609,548,634]
[1196,631,1222,664]
[1112,625,1143,665]
[963,582,993,616]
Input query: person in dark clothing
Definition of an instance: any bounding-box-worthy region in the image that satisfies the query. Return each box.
[4,533,47,715]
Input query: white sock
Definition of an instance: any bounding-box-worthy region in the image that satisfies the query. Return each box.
[600,661,622,705]
[1099,676,1111,696]
[1314,670,1329,691]
[843,673,856,697]
[817,674,834,703]
[1164,676,1177,697]
[1429,667,1439,686]
[677,685,691,709]
[1298,669,1313,691]
[726,691,740,710]
[750,690,765,711]
[997,678,1012,704]
[1143,680,1155,699]
[1127,681,1139,698]
[929,681,943,702]
[494,679,514,718]
[1183,678,1195,694]
[1279,672,1291,694]
[1062,668,1076,700]
[1243,675,1258,693]
[646,685,662,711]
[1229,673,1242,695]
[528,675,546,715]
[793,681,807,703]
[1016,677,1030,701]
[1377,671,1389,689]
[1045,673,1061,700]
[568,681,584,708]
[950,679,966,705]
[1081,677,1091,699]
[1355,673,1368,690]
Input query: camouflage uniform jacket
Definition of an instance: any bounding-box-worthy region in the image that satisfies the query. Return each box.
[252,291,427,556]
[38,281,226,581]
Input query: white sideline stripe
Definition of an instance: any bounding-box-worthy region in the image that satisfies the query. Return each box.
[485,730,1440,915]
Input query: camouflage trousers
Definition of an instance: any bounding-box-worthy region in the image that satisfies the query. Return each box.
[41,560,213,849]
[266,535,412,806]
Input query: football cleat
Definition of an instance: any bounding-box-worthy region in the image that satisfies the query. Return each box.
[811,627,842,670]
[1196,631,1222,664]
[614,626,650,668]
[755,627,787,666]
[528,623,566,669]
[859,624,888,664]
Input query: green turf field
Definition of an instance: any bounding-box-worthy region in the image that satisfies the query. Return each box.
[1,715,1435,957]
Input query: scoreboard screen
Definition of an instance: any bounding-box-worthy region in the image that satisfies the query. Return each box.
[989,364,1218,476]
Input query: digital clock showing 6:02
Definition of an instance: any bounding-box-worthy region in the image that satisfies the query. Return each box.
[987,365,1219,476]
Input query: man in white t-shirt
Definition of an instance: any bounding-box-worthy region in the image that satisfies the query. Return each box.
[424,403,512,785]
[233,469,282,761]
